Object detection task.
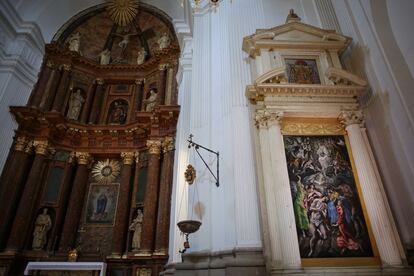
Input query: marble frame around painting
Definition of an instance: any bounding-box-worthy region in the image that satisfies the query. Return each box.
[84,183,120,227]
[281,117,381,267]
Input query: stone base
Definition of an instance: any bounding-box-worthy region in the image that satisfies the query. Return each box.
[161,247,266,276]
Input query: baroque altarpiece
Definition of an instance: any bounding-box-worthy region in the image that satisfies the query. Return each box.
[0,3,179,275]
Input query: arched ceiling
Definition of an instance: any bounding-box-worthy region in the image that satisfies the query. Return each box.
[12,0,187,43]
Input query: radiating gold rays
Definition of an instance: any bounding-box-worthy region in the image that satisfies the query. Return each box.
[91,159,121,184]
[106,0,139,26]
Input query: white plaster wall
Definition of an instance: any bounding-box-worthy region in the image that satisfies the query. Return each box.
[332,0,414,249]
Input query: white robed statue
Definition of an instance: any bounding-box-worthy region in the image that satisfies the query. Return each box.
[32,208,52,250]
[158,32,170,49]
[144,89,157,112]
[66,89,85,120]
[129,209,143,251]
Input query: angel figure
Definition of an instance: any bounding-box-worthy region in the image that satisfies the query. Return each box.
[137,47,147,65]
[158,32,170,49]
[68,32,81,53]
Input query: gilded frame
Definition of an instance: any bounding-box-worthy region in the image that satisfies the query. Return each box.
[281,117,381,267]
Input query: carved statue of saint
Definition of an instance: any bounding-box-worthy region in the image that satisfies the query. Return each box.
[158,32,170,49]
[99,48,111,65]
[129,209,143,251]
[32,208,52,250]
[66,89,85,121]
[144,89,157,112]
[68,32,81,53]
[136,47,147,65]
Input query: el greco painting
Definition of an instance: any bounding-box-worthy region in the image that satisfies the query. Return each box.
[85,183,119,225]
[283,135,374,258]
[285,58,321,84]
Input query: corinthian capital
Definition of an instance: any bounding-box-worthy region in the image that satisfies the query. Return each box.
[338,110,364,128]
[33,140,50,155]
[75,152,93,165]
[162,137,175,153]
[14,136,29,152]
[121,152,135,165]
[146,139,162,155]
[254,110,284,128]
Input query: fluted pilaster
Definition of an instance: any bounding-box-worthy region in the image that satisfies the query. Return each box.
[339,111,403,266]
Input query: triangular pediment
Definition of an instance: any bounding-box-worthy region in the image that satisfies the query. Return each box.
[243,21,351,57]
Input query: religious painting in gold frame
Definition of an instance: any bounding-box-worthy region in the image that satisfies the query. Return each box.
[281,117,380,267]
[85,183,120,226]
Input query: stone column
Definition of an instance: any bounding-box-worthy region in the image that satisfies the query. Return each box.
[29,60,54,108]
[0,137,33,248]
[6,140,51,251]
[255,111,283,267]
[52,153,76,251]
[339,111,403,266]
[266,111,301,269]
[59,152,92,251]
[88,78,105,124]
[154,137,175,255]
[140,139,162,254]
[157,64,168,105]
[111,152,135,256]
[134,79,144,112]
[80,81,97,124]
[52,64,72,112]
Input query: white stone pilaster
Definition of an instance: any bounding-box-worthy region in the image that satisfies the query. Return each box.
[255,111,283,266]
[267,112,302,269]
[339,111,403,266]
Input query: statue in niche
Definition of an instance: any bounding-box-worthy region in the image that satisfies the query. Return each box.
[129,209,143,251]
[136,47,147,65]
[32,208,52,250]
[158,32,170,49]
[68,32,81,53]
[108,100,128,125]
[99,48,111,65]
[66,89,85,121]
[144,88,157,112]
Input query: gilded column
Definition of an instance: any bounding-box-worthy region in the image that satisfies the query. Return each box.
[6,140,52,251]
[52,64,72,112]
[29,60,54,107]
[59,152,92,251]
[154,137,175,255]
[339,111,403,266]
[255,111,283,266]
[80,81,97,123]
[52,152,76,251]
[157,64,168,106]
[88,78,105,124]
[140,139,162,254]
[134,79,144,112]
[111,152,135,256]
[266,111,301,269]
[0,137,34,248]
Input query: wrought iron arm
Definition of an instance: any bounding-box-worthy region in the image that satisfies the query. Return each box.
[187,134,219,187]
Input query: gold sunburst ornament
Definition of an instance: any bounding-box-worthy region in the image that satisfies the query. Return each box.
[91,159,121,184]
[107,0,139,26]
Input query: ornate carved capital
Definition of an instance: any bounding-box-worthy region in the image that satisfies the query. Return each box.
[24,140,34,154]
[162,137,175,153]
[68,152,76,164]
[338,111,364,128]
[135,79,145,85]
[254,110,283,128]
[96,78,105,85]
[75,152,92,165]
[33,140,50,155]
[46,60,55,69]
[121,152,135,165]
[62,64,72,71]
[14,136,29,152]
[267,111,284,127]
[146,139,162,155]
[159,64,169,71]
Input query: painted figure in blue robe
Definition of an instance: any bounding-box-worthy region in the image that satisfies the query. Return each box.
[96,193,108,215]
